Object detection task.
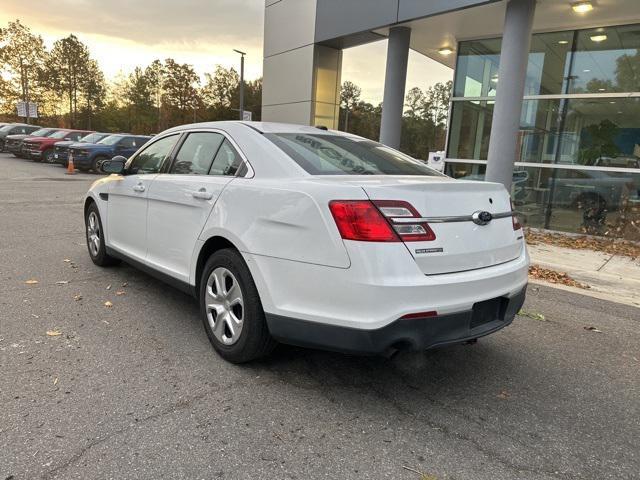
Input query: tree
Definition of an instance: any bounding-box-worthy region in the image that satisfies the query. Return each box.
[0,20,47,119]
[145,59,164,130]
[340,81,361,132]
[405,87,426,118]
[44,34,92,127]
[161,58,199,125]
[80,59,106,129]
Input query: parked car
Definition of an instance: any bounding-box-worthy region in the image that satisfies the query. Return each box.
[5,127,60,157]
[53,132,111,166]
[23,129,93,162]
[68,134,151,172]
[0,123,41,152]
[85,122,528,363]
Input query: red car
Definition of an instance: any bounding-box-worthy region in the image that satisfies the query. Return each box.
[22,129,94,163]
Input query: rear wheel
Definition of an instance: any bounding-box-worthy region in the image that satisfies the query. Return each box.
[85,203,120,267]
[200,248,275,363]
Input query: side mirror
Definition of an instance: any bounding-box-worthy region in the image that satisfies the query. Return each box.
[100,155,127,174]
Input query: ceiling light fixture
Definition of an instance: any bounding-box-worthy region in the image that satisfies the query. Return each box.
[572,2,593,13]
[590,34,607,42]
[558,40,569,45]
[438,47,454,56]
[583,69,591,72]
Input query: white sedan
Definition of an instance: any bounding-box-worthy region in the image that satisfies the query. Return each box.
[85,122,529,363]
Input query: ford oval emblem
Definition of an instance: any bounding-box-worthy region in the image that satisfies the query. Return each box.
[472,210,493,226]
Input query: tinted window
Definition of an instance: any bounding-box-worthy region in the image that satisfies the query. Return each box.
[66,132,84,141]
[266,133,443,176]
[128,135,179,174]
[210,139,243,176]
[171,132,224,175]
[49,131,68,139]
[118,137,137,148]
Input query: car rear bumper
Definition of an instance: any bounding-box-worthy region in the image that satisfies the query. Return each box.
[266,286,526,354]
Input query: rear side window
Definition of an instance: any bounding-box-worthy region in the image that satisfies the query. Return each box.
[210,139,244,176]
[128,134,179,174]
[171,132,224,175]
[119,137,136,148]
[265,133,443,176]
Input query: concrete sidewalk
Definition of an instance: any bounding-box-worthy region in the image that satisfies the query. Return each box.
[528,242,640,308]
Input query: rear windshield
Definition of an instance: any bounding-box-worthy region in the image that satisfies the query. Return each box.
[265,133,443,176]
[30,128,53,136]
[49,130,69,139]
[98,135,123,145]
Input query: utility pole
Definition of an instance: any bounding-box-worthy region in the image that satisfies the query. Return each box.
[233,49,246,120]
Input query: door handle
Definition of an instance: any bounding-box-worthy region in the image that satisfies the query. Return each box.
[190,188,213,200]
[133,183,145,192]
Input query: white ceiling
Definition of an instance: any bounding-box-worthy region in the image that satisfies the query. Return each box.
[372,0,640,68]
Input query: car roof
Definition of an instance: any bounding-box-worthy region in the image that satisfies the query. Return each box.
[162,120,356,137]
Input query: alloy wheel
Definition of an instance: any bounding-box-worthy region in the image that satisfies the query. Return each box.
[87,211,101,257]
[205,267,244,345]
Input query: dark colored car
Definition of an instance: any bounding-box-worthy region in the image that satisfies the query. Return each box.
[5,128,60,157]
[68,134,152,171]
[53,132,111,166]
[23,129,93,163]
[0,124,41,152]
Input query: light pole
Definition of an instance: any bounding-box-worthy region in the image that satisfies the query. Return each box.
[233,49,246,120]
[20,57,30,124]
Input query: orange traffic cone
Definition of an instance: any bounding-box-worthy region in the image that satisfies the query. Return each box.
[66,155,76,175]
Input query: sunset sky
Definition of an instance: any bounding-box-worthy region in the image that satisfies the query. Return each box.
[0,0,452,104]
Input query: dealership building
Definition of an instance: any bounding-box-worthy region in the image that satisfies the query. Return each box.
[262,0,640,240]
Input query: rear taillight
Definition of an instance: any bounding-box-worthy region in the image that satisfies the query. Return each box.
[329,201,399,242]
[374,200,436,242]
[511,200,522,231]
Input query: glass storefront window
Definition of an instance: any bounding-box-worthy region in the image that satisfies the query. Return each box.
[453,39,501,97]
[569,25,640,94]
[562,97,640,167]
[448,163,640,241]
[447,101,494,159]
[525,31,574,95]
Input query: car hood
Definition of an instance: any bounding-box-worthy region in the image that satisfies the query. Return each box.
[5,134,30,140]
[54,140,76,147]
[70,144,114,152]
[23,136,53,143]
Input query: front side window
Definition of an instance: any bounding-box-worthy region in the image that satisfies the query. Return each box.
[266,133,443,176]
[98,135,123,146]
[49,131,69,139]
[171,132,224,175]
[128,134,179,174]
[210,139,244,176]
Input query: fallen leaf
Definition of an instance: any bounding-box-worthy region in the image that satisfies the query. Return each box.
[584,326,603,333]
[104,301,113,308]
[25,280,39,285]
[53,377,58,385]
[528,265,590,289]
[106,284,112,290]
[55,281,69,285]
[518,310,546,321]
[497,390,510,399]
[73,294,82,301]
[63,259,71,263]
[525,228,640,259]
[115,290,126,296]
[46,330,62,337]
[31,314,39,319]
[121,282,128,287]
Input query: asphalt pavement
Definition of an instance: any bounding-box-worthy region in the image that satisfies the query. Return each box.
[0,153,638,480]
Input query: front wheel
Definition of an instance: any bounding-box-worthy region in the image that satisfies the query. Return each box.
[85,203,120,267]
[43,148,56,164]
[200,249,275,363]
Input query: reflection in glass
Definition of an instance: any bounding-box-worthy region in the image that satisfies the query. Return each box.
[448,163,640,240]
[569,25,640,94]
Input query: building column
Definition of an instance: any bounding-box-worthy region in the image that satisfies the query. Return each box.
[380,26,411,149]
[485,0,536,191]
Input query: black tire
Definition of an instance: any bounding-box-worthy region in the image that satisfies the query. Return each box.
[200,248,276,363]
[43,148,56,164]
[92,155,108,173]
[85,202,120,267]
